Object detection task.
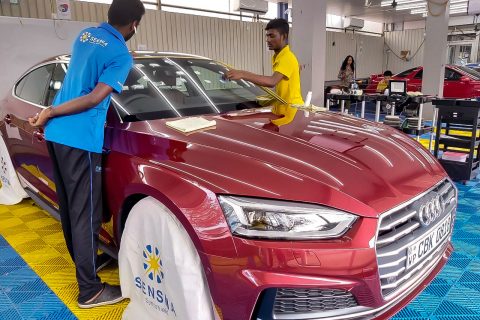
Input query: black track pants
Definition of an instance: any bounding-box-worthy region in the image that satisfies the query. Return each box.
[47,141,103,302]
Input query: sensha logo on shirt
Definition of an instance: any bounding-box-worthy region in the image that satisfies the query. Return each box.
[79,31,108,47]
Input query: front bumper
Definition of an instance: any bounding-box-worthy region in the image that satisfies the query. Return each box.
[254,243,453,320]
[205,180,456,320]
[204,241,452,320]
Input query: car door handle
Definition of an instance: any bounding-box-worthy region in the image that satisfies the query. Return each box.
[33,130,45,142]
[4,114,12,124]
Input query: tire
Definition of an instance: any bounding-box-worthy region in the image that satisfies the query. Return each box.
[0,135,28,205]
[119,197,218,320]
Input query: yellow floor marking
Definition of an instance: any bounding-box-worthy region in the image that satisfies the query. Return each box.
[0,200,128,319]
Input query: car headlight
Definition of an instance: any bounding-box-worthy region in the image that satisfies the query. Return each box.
[218,196,358,240]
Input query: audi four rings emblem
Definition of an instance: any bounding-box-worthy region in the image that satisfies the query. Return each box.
[417,195,446,227]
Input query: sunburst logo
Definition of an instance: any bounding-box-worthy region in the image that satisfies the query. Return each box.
[80,32,91,43]
[143,245,164,284]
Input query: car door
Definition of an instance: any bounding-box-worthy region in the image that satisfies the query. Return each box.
[443,68,464,98]
[4,63,65,206]
[410,69,423,91]
[393,67,420,92]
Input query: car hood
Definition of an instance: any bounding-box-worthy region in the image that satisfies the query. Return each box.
[109,111,446,217]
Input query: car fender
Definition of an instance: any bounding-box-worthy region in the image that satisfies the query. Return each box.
[104,152,236,258]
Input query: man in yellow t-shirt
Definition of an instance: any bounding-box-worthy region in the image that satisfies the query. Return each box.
[376,70,393,93]
[226,18,303,126]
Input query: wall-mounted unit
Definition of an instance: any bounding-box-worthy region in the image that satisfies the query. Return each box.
[344,17,365,29]
[469,0,480,15]
[232,0,268,15]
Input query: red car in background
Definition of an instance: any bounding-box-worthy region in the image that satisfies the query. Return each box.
[0,53,457,319]
[366,65,480,98]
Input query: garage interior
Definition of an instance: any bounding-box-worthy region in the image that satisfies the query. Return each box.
[1,0,480,319]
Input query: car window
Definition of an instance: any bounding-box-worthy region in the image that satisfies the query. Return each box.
[414,70,423,79]
[46,64,67,106]
[15,64,54,106]
[395,67,418,78]
[445,68,462,81]
[454,66,480,80]
[112,57,278,122]
[115,59,208,119]
[191,65,244,91]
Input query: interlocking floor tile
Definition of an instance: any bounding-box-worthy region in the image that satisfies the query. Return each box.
[1,200,126,319]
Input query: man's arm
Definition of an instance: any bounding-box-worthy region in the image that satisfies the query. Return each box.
[226,70,284,88]
[28,83,113,127]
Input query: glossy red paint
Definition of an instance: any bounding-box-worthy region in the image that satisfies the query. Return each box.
[366,65,480,98]
[0,54,455,320]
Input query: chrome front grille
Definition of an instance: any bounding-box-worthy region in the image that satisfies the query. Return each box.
[376,179,457,299]
[273,288,358,314]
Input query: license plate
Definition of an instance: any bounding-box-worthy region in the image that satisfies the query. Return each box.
[406,214,452,270]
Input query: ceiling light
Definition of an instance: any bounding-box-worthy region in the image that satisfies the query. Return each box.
[396,3,427,10]
[381,0,469,16]
[395,0,425,3]
[380,0,423,6]
[410,8,427,14]
[450,8,468,14]
[450,3,468,9]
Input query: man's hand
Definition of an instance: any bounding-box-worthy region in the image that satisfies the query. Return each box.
[28,107,52,128]
[226,69,245,81]
[262,121,279,132]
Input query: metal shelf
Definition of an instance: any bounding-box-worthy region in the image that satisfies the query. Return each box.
[432,99,480,182]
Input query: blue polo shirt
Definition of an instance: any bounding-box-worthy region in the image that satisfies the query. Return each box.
[45,22,132,153]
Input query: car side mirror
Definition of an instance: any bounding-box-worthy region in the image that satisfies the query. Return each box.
[460,75,471,83]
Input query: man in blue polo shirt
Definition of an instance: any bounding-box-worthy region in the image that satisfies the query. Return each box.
[29,0,145,308]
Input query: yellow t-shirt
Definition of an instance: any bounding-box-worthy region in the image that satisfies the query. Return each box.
[271,45,304,126]
[377,79,389,93]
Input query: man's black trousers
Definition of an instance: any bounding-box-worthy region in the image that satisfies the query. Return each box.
[47,141,103,302]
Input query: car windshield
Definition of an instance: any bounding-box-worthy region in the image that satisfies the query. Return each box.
[394,67,418,78]
[454,65,480,80]
[112,57,281,121]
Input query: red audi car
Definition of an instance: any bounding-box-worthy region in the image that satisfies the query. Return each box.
[366,65,480,98]
[0,53,457,320]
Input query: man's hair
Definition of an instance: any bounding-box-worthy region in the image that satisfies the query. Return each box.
[108,0,145,26]
[384,70,393,77]
[266,18,289,37]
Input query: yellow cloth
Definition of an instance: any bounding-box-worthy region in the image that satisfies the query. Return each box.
[377,79,389,93]
[271,45,304,126]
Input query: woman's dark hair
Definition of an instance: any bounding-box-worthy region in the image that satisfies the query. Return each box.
[266,18,289,37]
[108,0,145,27]
[383,70,393,77]
[340,55,355,73]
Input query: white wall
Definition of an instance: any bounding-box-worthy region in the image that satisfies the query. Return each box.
[0,0,386,93]
[0,1,267,73]
[0,17,94,98]
[325,31,384,80]
[0,11,267,97]
[384,29,425,74]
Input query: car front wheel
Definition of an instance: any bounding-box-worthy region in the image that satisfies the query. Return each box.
[119,196,218,320]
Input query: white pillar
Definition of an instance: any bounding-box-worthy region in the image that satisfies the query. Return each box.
[422,1,450,119]
[291,0,327,106]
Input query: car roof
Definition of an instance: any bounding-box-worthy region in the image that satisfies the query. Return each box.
[39,51,211,64]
